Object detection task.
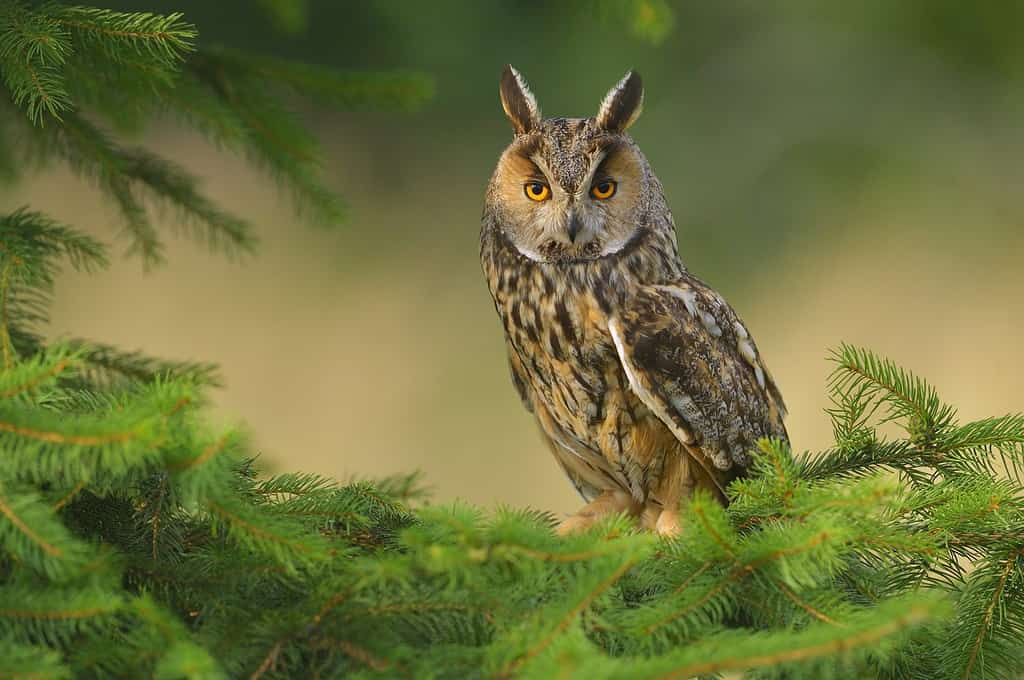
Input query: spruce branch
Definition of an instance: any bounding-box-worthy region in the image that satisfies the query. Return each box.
[944,414,1024,483]
[0,2,195,124]
[0,584,122,644]
[0,636,70,679]
[0,257,15,369]
[829,343,957,447]
[47,6,195,64]
[51,113,254,266]
[0,377,198,484]
[205,492,330,572]
[370,470,433,505]
[116,147,256,258]
[0,210,108,358]
[0,2,70,65]
[64,340,222,389]
[948,547,1024,679]
[800,440,919,480]
[495,555,641,677]
[0,45,70,122]
[0,1,431,272]
[185,48,346,226]
[643,594,946,679]
[0,0,72,122]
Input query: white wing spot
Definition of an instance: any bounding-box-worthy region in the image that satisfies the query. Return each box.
[659,286,724,338]
[679,289,699,317]
[654,285,697,316]
[701,311,722,337]
[733,322,766,389]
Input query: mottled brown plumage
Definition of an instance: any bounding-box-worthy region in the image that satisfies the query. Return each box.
[480,66,787,536]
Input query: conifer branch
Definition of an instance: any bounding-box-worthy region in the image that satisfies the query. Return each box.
[0,587,120,622]
[0,257,14,369]
[0,487,60,557]
[652,597,939,679]
[0,417,132,445]
[53,113,254,266]
[50,7,194,58]
[169,434,231,472]
[331,639,392,672]
[149,474,166,561]
[0,0,72,123]
[772,578,846,627]
[671,560,712,595]
[0,356,72,399]
[959,547,1024,679]
[829,343,957,442]
[50,482,84,512]
[0,1,429,271]
[66,340,221,389]
[644,576,734,634]
[0,637,69,679]
[248,638,284,680]
[501,557,637,676]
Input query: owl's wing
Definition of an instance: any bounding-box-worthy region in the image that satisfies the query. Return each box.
[607,275,787,493]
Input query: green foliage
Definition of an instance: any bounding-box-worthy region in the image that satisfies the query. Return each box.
[0,0,432,266]
[0,235,1017,679]
[1,258,1016,678]
[1,1,1021,678]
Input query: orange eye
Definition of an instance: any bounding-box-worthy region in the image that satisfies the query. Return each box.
[524,181,550,201]
[591,180,616,200]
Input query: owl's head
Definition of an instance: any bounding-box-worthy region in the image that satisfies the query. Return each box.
[485,65,655,264]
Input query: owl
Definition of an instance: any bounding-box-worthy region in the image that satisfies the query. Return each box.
[480,66,787,537]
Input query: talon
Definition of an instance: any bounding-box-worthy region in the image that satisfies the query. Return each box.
[655,509,682,538]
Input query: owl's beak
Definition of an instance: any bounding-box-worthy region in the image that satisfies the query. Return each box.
[566,212,583,243]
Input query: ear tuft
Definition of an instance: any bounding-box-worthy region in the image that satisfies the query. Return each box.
[499,64,541,135]
[596,70,644,132]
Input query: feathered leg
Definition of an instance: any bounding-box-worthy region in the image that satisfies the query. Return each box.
[556,490,640,535]
[647,453,695,538]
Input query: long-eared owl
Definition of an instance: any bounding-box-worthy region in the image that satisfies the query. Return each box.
[480,66,788,536]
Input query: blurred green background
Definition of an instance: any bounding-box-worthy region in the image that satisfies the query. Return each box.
[5,1,1023,515]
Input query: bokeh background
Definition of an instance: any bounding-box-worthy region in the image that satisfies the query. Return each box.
[4,1,1023,515]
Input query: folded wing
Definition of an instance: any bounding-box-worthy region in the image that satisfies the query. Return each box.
[607,275,787,495]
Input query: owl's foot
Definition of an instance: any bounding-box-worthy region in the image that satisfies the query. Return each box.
[556,490,639,535]
[639,503,660,531]
[637,504,682,538]
[654,508,682,538]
